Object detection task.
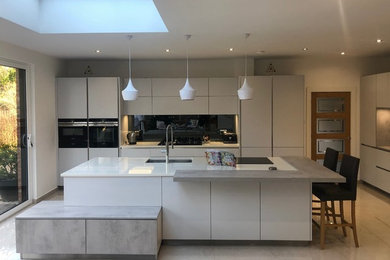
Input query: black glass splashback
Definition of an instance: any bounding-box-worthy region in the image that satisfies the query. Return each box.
[128,115,237,141]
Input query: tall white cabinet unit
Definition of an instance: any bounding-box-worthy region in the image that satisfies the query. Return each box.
[240,76,273,157]
[57,77,119,186]
[272,76,305,156]
[360,72,390,193]
[240,75,305,157]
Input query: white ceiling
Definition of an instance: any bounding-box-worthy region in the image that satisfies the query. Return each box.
[0,0,390,59]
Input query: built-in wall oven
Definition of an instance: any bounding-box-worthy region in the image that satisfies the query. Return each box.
[88,119,119,148]
[58,119,88,148]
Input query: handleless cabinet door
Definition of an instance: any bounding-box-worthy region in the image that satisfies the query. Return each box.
[240,76,272,148]
[57,78,87,118]
[89,148,118,159]
[272,75,304,148]
[360,75,377,146]
[162,177,210,239]
[88,77,119,118]
[122,78,152,115]
[377,73,390,108]
[209,78,238,96]
[152,78,208,97]
[58,148,88,186]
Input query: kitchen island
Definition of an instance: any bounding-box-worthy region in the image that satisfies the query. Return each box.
[62,156,344,241]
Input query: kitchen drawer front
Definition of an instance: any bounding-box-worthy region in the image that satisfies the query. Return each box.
[374,167,390,193]
[209,96,238,114]
[241,147,272,157]
[122,97,152,115]
[86,219,159,255]
[120,148,151,157]
[376,149,390,171]
[16,219,85,254]
[209,77,238,96]
[152,78,208,97]
[153,96,208,115]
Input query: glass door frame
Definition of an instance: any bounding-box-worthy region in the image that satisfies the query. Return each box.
[0,57,35,221]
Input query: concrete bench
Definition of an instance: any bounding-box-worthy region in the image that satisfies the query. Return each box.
[15,201,161,259]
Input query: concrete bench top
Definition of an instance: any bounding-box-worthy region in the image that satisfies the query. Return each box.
[16,201,161,220]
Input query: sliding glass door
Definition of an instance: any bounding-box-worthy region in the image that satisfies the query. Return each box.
[0,64,28,215]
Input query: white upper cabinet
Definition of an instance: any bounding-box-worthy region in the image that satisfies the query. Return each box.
[376,72,390,108]
[122,78,152,115]
[209,78,238,96]
[152,78,208,96]
[88,77,119,118]
[209,78,238,114]
[57,78,87,118]
[153,97,208,115]
[272,75,304,148]
[240,76,273,148]
[360,75,377,146]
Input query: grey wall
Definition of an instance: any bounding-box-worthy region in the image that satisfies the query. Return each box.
[63,58,255,78]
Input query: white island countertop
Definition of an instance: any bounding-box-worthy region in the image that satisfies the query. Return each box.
[61,156,344,183]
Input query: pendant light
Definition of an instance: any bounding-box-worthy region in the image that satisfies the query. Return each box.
[238,33,254,100]
[122,35,138,101]
[180,34,196,100]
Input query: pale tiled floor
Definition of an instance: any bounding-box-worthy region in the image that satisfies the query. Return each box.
[0,183,389,260]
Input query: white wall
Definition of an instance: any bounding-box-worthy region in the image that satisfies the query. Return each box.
[0,40,63,199]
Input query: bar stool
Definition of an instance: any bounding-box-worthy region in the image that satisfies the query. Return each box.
[312,154,360,249]
[313,148,339,223]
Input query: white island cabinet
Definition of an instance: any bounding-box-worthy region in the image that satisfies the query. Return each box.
[62,156,344,242]
[162,177,210,240]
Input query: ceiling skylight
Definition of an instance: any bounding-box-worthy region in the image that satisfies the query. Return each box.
[0,0,168,34]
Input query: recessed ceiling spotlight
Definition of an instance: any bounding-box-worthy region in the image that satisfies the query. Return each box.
[165,49,170,53]
[340,52,346,55]
[377,39,383,43]
[256,50,265,54]
[95,49,101,53]
[229,48,234,52]
[303,47,308,51]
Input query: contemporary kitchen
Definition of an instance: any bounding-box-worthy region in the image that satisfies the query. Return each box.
[0,1,390,259]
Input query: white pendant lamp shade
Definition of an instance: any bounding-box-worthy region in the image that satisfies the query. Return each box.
[238,78,253,100]
[180,78,196,100]
[237,33,254,100]
[180,34,195,100]
[122,35,138,101]
[122,79,138,100]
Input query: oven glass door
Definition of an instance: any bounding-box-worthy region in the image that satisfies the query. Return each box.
[58,126,88,148]
[89,126,118,148]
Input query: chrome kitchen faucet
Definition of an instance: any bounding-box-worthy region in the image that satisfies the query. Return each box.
[163,124,174,163]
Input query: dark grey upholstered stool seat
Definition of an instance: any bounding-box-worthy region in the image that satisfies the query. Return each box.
[312,154,360,249]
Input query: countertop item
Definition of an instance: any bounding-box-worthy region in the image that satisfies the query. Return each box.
[61,156,345,183]
[120,141,239,149]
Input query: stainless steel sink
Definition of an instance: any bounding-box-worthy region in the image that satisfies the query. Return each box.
[145,158,192,163]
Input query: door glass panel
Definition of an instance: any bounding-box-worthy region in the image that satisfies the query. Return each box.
[0,65,28,215]
[317,98,345,113]
[317,139,344,154]
[317,118,344,133]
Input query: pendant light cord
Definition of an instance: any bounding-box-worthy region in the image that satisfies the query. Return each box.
[244,33,250,78]
[185,35,191,78]
[128,35,133,80]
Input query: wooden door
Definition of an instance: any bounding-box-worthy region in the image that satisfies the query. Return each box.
[311,92,351,162]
